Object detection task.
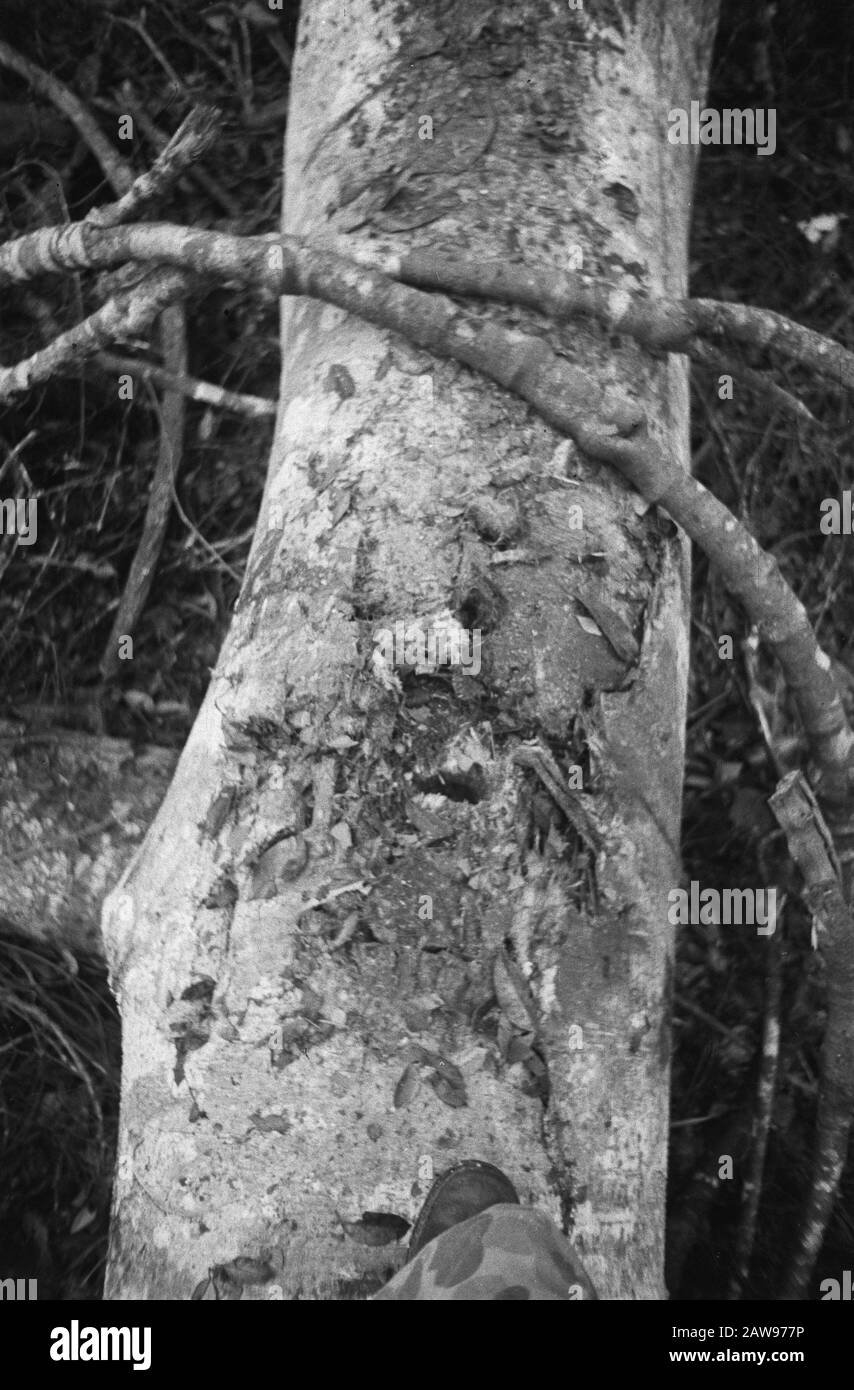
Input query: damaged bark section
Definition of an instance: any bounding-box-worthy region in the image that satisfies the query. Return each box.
[103,0,717,1299]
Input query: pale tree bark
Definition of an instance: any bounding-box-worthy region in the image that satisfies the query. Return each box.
[103,0,719,1300]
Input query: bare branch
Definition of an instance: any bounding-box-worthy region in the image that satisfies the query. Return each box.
[87,106,223,228]
[340,245,854,395]
[2,221,852,817]
[98,304,187,685]
[91,353,276,417]
[0,267,188,397]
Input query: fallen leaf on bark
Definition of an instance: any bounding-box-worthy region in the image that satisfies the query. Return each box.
[493,949,539,1035]
[428,1071,468,1108]
[249,1111,291,1134]
[393,1061,420,1109]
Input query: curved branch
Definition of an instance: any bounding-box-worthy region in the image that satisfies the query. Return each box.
[690,339,818,426]
[90,353,276,417]
[337,244,854,395]
[1,220,852,813]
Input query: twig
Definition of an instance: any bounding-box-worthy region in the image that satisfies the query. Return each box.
[301,881,370,912]
[109,15,187,96]
[690,339,819,426]
[118,84,241,220]
[87,106,223,229]
[742,630,787,781]
[0,430,38,489]
[90,353,276,418]
[0,267,188,396]
[512,743,602,852]
[727,921,783,1298]
[165,475,243,587]
[99,304,187,684]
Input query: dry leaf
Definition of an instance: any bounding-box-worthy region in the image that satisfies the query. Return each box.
[412,1046,464,1088]
[330,490,353,526]
[428,1071,468,1108]
[393,1061,420,1109]
[493,950,539,1035]
[249,1111,291,1135]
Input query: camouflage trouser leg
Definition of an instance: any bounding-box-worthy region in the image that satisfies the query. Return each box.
[372,1205,598,1301]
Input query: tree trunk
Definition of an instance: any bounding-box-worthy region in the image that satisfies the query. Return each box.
[0,727,176,955]
[103,0,719,1300]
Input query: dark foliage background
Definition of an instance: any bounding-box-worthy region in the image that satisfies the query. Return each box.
[0,0,852,1299]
